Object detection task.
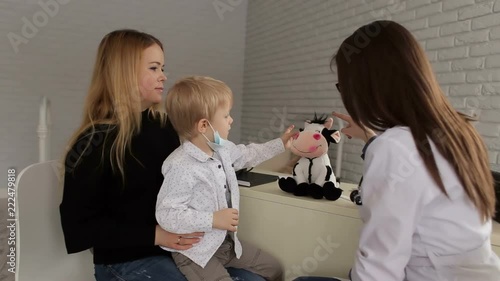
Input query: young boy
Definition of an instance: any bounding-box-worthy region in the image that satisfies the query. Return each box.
[156,76,293,281]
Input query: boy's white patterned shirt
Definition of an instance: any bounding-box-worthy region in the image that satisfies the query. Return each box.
[156,138,284,268]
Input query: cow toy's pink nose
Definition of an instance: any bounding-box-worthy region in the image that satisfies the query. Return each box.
[313,133,321,140]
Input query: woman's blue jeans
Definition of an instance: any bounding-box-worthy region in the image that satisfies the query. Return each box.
[94,254,266,281]
[293,268,351,281]
[293,270,352,281]
[293,277,339,281]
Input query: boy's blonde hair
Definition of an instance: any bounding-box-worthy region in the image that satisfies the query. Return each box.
[166,76,233,140]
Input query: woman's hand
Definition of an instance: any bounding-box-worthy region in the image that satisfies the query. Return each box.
[280,125,296,149]
[154,225,204,250]
[332,112,376,143]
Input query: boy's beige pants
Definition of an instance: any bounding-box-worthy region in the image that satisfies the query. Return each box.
[172,237,284,281]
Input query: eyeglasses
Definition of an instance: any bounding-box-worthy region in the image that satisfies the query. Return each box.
[335,83,341,92]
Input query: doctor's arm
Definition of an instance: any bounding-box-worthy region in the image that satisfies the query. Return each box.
[351,141,424,281]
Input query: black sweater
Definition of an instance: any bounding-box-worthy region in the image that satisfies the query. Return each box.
[60,111,180,264]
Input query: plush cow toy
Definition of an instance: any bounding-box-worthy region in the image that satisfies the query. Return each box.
[279,114,343,200]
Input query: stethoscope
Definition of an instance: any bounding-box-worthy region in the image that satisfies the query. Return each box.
[349,176,363,205]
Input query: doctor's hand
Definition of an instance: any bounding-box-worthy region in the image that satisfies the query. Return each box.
[154,225,204,250]
[213,208,239,232]
[332,112,376,143]
[280,125,296,149]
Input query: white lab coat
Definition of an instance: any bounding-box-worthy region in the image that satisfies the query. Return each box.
[156,138,284,268]
[351,127,500,281]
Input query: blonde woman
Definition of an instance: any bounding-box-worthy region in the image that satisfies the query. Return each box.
[296,20,500,281]
[60,29,267,281]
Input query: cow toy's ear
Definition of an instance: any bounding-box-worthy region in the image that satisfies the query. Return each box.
[324,117,334,129]
[322,129,341,144]
[304,120,311,129]
[331,130,341,143]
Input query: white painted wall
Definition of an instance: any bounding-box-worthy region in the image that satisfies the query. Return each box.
[0,0,248,188]
[242,0,500,183]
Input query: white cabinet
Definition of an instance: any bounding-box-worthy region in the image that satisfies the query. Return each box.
[492,222,500,256]
[238,172,361,280]
[238,170,500,281]
[493,245,500,257]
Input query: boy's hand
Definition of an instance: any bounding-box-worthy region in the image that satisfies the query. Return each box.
[213,208,239,232]
[280,125,296,149]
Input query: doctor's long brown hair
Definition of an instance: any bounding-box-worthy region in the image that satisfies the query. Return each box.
[332,21,495,222]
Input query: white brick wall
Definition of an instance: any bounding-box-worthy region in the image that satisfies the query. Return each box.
[3,0,499,187]
[0,0,247,187]
[242,0,500,183]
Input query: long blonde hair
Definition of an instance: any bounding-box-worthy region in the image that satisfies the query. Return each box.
[64,29,166,179]
[332,21,495,221]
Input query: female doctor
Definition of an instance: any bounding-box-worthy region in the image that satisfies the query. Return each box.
[297,20,500,281]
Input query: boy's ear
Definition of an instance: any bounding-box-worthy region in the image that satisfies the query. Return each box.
[197,119,209,133]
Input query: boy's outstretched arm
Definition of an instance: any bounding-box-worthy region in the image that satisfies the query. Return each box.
[231,125,296,170]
